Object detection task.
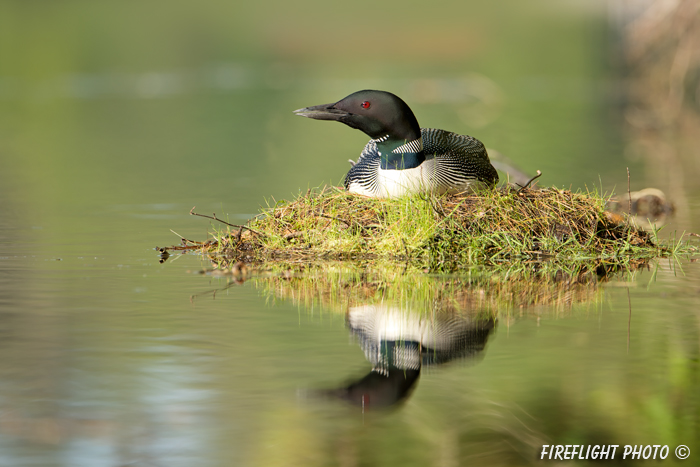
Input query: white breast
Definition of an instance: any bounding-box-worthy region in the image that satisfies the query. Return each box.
[347,159,478,198]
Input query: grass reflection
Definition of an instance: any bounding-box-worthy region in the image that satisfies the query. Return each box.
[186,260,698,466]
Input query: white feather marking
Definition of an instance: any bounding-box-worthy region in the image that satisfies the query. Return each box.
[392,139,423,154]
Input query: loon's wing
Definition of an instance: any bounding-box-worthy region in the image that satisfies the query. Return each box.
[421,128,498,186]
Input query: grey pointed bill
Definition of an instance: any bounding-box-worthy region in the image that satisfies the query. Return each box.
[293,103,349,121]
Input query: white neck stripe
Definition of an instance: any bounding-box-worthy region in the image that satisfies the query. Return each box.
[392,139,423,154]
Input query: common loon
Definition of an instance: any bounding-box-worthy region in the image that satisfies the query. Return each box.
[294,90,498,198]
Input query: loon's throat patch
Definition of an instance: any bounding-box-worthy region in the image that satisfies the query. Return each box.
[377,138,424,170]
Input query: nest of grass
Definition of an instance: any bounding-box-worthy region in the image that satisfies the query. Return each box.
[159,185,663,268]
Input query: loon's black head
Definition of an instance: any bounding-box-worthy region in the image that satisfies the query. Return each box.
[294,90,421,142]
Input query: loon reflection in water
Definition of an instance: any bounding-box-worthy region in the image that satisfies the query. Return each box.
[324,305,496,410]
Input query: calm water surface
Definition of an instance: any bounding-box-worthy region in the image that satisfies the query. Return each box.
[2,2,700,466]
[1,224,699,466]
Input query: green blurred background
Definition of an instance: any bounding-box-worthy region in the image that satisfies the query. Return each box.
[1,0,629,228]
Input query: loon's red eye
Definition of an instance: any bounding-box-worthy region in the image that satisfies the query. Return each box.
[361,101,371,109]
